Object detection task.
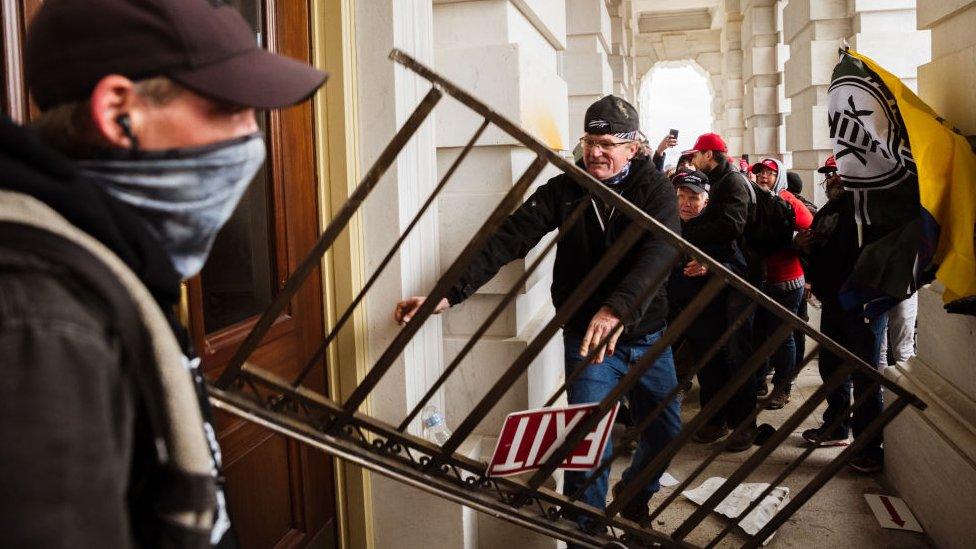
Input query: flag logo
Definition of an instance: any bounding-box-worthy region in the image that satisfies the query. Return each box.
[827,74,915,190]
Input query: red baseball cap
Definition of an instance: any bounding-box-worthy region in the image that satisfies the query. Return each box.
[26,0,328,110]
[688,132,728,153]
[750,159,779,174]
[817,154,838,174]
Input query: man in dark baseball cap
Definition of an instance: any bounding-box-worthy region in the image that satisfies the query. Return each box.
[0,1,327,546]
[395,93,683,530]
[25,0,327,110]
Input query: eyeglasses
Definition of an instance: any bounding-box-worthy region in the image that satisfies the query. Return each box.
[579,137,635,152]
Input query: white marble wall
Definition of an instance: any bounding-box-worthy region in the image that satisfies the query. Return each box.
[565,0,614,137]
[741,0,783,159]
[719,1,746,156]
[782,0,852,201]
[434,2,570,546]
[884,1,976,546]
[354,3,455,546]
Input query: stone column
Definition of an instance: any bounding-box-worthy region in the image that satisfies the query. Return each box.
[741,0,782,160]
[354,4,454,547]
[433,2,569,546]
[720,1,746,156]
[564,0,614,136]
[883,3,976,548]
[847,0,931,92]
[607,0,638,103]
[782,0,851,203]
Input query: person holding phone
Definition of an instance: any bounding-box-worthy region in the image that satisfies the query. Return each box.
[651,129,679,172]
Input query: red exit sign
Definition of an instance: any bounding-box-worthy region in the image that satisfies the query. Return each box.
[486,402,619,477]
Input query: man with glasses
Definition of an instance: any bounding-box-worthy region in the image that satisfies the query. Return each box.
[394,95,681,533]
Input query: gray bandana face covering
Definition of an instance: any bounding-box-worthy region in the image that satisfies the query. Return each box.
[77,133,267,279]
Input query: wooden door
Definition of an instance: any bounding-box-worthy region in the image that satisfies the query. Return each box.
[2,1,338,547]
[187,1,337,547]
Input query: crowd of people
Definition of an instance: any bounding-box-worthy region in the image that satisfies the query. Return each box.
[398,93,919,537]
[660,130,915,473]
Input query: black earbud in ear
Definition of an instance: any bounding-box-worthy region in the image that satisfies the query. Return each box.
[115,114,140,152]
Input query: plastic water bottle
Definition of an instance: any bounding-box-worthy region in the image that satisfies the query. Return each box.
[421,405,452,445]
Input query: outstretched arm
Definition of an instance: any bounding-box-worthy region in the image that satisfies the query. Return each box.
[392,181,562,322]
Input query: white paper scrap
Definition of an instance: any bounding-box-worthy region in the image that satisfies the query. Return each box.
[659,471,680,487]
[682,477,790,543]
[864,494,924,532]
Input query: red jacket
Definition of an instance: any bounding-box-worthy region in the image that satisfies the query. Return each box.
[765,190,812,284]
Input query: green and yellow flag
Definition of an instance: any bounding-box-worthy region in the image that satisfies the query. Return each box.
[828,49,976,314]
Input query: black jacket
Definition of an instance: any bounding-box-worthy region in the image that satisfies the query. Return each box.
[802,192,859,309]
[682,159,749,246]
[447,155,680,340]
[669,215,747,310]
[0,116,216,547]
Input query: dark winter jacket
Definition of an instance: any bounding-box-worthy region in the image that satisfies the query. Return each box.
[0,115,220,547]
[668,215,747,310]
[802,191,860,309]
[683,158,750,246]
[446,155,680,340]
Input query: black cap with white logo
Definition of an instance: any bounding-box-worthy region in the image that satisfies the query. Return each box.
[671,169,711,194]
[583,95,640,135]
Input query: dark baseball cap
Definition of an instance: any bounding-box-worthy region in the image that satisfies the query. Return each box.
[584,95,639,135]
[672,169,710,194]
[25,0,328,111]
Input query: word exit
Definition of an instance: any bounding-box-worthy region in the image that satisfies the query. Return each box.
[486,402,619,477]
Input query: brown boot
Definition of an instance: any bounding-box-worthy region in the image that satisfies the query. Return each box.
[725,426,758,452]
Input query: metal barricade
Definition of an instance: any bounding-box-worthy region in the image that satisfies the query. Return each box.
[208,49,925,548]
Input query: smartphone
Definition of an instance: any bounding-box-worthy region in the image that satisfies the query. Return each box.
[669,128,679,138]
[742,153,750,162]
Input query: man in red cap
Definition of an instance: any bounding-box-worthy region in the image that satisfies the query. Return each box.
[749,158,813,409]
[683,132,759,451]
[0,0,327,546]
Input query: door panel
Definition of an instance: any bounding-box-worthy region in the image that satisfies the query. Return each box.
[192,1,337,547]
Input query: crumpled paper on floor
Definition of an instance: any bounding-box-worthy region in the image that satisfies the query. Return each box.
[682,477,790,542]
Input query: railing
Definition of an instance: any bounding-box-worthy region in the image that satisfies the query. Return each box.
[208,49,925,548]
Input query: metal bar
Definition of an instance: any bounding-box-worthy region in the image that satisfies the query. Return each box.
[388,48,923,407]
[542,254,682,409]
[290,118,491,388]
[706,379,882,548]
[645,343,823,523]
[606,322,793,519]
[341,155,549,415]
[671,362,854,540]
[523,276,727,496]
[571,301,759,501]
[438,221,649,456]
[211,369,682,548]
[742,396,913,549]
[397,198,590,432]
[215,87,444,389]
[208,387,621,549]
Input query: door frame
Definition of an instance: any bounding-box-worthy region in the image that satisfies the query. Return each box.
[310,1,374,548]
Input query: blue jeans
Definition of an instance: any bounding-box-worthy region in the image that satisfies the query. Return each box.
[819,303,886,458]
[561,329,682,528]
[759,284,804,391]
